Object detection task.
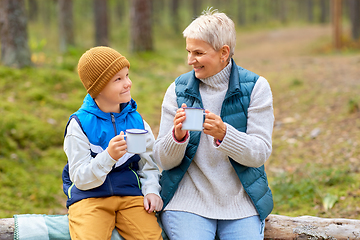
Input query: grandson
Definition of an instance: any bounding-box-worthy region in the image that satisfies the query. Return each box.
[62,46,163,240]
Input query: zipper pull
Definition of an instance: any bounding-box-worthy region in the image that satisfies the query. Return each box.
[110,113,117,135]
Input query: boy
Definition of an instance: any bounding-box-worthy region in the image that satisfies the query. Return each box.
[62,46,163,240]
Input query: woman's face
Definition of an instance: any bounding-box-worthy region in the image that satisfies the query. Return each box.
[186,38,226,79]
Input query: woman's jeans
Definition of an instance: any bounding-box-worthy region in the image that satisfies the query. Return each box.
[160,211,265,240]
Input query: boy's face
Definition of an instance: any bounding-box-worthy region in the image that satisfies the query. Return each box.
[96,67,132,109]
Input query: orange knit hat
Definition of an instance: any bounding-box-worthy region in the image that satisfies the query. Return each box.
[77,46,130,98]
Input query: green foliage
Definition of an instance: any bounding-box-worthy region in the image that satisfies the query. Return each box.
[270,165,356,216]
[0,65,84,217]
[348,98,360,114]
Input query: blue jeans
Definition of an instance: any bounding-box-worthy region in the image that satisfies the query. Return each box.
[160,211,265,240]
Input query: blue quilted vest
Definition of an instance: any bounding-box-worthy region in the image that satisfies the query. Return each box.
[160,59,273,221]
[62,94,145,208]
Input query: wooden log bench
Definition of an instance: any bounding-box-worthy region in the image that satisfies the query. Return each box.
[1,214,360,239]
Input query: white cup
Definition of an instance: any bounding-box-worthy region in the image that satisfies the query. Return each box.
[124,129,148,154]
[181,107,206,131]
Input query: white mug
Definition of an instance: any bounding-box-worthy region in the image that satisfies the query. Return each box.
[181,107,206,131]
[124,129,148,154]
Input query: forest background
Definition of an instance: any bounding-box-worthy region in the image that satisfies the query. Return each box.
[0,0,359,220]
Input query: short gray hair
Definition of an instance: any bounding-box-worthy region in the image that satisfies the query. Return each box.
[183,8,236,61]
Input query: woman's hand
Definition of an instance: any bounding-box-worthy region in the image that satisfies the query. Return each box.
[173,103,188,141]
[203,110,227,141]
[107,131,127,160]
[144,193,164,213]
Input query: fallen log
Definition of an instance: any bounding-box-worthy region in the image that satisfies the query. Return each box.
[1,214,359,239]
[0,218,14,240]
[264,214,360,240]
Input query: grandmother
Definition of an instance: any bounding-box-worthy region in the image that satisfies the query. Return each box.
[153,8,274,240]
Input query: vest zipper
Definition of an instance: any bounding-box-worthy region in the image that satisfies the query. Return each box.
[109,113,116,196]
[110,113,117,135]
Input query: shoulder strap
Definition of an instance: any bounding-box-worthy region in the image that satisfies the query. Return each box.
[64,115,85,138]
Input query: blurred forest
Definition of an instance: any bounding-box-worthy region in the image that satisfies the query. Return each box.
[1,0,360,66]
[0,0,359,220]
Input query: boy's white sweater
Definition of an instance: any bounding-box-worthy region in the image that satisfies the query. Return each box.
[154,62,274,219]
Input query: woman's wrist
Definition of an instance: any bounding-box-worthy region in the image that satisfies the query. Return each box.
[173,129,189,143]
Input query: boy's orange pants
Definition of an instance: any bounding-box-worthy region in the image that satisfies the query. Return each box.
[68,195,163,240]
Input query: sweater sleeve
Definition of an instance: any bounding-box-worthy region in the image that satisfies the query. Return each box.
[215,76,274,168]
[153,82,189,170]
[64,118,117,190]
[137,120,162,197]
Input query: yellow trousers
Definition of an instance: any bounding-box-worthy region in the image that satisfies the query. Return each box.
[68,196,163,240]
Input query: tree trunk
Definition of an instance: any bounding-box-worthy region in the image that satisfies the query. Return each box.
[27,0,38,22]
[332,0,342,50]
[58,0,74,53]
[307,0,314,22]
[170,0,180,33]
[94,0,109,46]
[130,0,153,52]
[279,1,288,23]
[192,0,201,19]
[320,0,329,23]
[0,0,32,68]
[114,0,125,25]
[349,0,360,40]
[250,1,258,23]
[238,0,247,26]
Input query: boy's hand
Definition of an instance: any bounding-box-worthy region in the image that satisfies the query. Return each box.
[107,131,127,160]
[144,193,163,213]
[174,103,188,141]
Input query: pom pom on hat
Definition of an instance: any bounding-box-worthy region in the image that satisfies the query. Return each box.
[77,46,130,98]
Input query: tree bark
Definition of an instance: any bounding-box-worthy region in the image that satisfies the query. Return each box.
[238,0,247,26]
[58,0,74,53]
[279,1,288,23]
[0,0,32,68]
[130,0,153,52]
[170,0,180,33]
[27,0,38,22]
[307,0,314,22]
[264,214,360,240]
[94,0,109,46]
[0,218,14,240]
[332,0,342,50]
[349,0,360,40]
[192,0,201,19]
[320,0,329,23]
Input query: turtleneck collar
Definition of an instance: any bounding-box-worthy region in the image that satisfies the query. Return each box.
[199,60,232,89]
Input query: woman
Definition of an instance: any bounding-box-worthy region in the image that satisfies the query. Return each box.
[153,8,274,240]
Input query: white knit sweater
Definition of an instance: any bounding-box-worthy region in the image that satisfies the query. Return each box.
[153,61,274,219]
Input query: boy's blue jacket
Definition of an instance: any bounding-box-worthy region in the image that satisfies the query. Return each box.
[62,94,145,208]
